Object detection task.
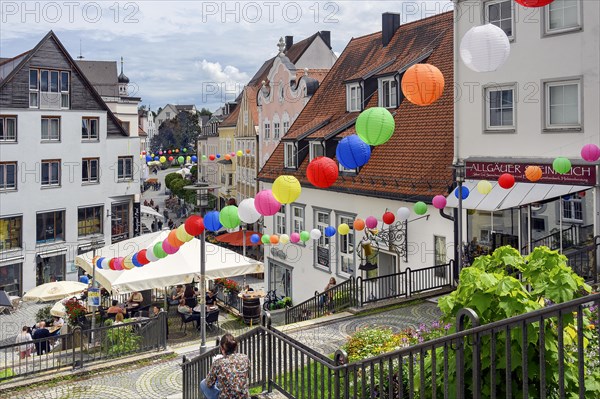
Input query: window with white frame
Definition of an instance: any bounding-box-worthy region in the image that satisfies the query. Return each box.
[485,85,515,130]
[484,0,514,39]
[434,236,447,265]
[284,142,297,168]
[379,77,398,108]
[314,209,331,269]
[283,121,290,135]
[117,156,133,181]
[264,122,271,139]
[41,117,60,141]
[274,122,280,139]
[41,160,60,186]
[310,141,324,161]
[545,0,581,34]
[0,162,17,190]
[275,205,286,235]
[544,79,581,130]
[82,158,99,183]
[82,117,99,140]
[291,204,305,236]
[346,83,361,112]
[562,197,583,223]
[0,116,17,142]
[338,214,355,275]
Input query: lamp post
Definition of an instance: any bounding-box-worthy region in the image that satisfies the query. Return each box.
[88,238,103,342]
[453,160,466,273]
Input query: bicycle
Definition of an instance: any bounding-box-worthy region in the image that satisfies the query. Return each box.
[262,289,284,311]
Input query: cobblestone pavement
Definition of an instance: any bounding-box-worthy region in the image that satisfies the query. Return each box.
[0,302,49,344]
[2,300,442,399]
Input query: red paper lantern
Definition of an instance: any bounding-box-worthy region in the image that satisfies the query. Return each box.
[515,0,554,7]
[209,154,216,161]
[498,173,515,189]
[184,215,205,236]
[168,150,172,154]
[307,157,339,188]
[168,156,174,162]
[382,212,395,225]
[168,229,184,247]
[108,258,116,270]
[141,151,146,155]
[137,249,150,265]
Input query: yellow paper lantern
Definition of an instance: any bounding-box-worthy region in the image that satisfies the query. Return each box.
[272,175,301,204]
[237,150,243,157]
[159,156,166,163]
[122,256,135,270]
[477,180,493,195]
[279,234,290,244]
[338,223,350,235]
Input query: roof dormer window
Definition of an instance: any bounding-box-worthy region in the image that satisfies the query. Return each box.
[378,77,398,108]
[346,83,361,112]
[309,141,324,161]
[284,142,297,169]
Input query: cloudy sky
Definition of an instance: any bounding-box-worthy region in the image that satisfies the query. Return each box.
[1,1,452,111]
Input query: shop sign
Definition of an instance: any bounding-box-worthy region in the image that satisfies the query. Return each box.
[466,161,596,186]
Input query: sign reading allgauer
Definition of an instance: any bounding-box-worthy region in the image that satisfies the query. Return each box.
[466,161,596,186]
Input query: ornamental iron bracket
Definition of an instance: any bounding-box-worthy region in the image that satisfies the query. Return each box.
[355,220,408,266]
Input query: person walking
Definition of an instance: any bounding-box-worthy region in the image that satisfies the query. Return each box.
[200,333,250,399]
[163,209,169,223]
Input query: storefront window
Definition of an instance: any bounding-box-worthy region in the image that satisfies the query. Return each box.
[36,254,65,286]
[78,206,103,237]
[269,261,292,298]
[0,263,22,296]
[111,202,130,243]
[36,211,65,244]
[0,216,22,251]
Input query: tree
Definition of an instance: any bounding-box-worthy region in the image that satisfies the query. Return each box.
[150,111,201,153]
[199,107,212,116]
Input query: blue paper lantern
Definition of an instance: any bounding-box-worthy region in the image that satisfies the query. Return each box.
[96,257,105,269]
[250,234,260,244]
[154,156,159,161]
[216,154,221,159]
[191,155,198,162]
[145,155,152,162]
[454,186,470,200]
[204,211,222,232]
[324,226,336,237]
[336,134,372,169]
[132,253,142,267]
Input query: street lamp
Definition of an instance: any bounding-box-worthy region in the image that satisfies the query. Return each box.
[184,182,220,353]
[453,160,466,274]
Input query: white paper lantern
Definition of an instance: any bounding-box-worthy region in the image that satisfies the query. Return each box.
[460,24,510,73]
[279,234,290,244]
[397,207,411,221]
[146,246,159,262]
[310,229,322,240]
[238,198,261,224]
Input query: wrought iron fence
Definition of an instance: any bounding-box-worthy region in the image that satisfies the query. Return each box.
[0,312,167,382]
[183,292,600,399]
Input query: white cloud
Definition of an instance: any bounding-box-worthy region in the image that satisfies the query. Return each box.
[195,60,249,85]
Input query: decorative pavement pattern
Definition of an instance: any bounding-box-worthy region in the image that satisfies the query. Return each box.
[3,300,442,399]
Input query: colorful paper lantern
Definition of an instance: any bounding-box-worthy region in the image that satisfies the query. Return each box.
[96,257,105,269]
[209,154,215,161]
[477,180,493,194]
[460,24,510,73]
[122,256,135,270]
[204,211,222,232]
[216,154,221,158]
[454,186,470,200]
[432,195,447,209]
[272,175,302,204]
[145,155,152,162]
[336,135,371,169]
[224,154,231,161]
[202,155,207,160]
[175,149,180,153]
[401,63,445,106]
[183,148,187,153]
[146,247,159,262]
[162,239,178,255]
[184,215,205,236]
[99,257,109,269]
[132,254,142,267]
[219,205,241,229]
[136,250,149,265]
[581,144,600,162]
[168,229,184,248]
[414,202,428,215]
[307,157,339,188]
[160,156,167,163]
[310,229,322,240]
[270,235,280,244]
[261,234,271,244]
[290,232,300,243]
[353,218,365,231]
[355,107,395,146]
[159,151,163,155]
[365,216,378,229]
[300,231,310,242]
[168,156,174,162]
[108,258,116,270]
[250,234,260,244]
[382,212,395,225]
[254,190,281,216]
[191,155,198,162]
[178,156,185,163]
[113,257,124,270]
[153,242,167,259]
[280,234,290,244]
[338,223,350,235]
[154,156,159,161]
[167,150,171,154]
[552,157,571,174]
[397,207,411,221]
[141,151,146,155]
[237,150,243,157]
[246,149,251,154]
[238,198,262,224]
[176,224,194,242]
[324,226,336,237]
[515,0,554,7]
[525,166,542,182]
[498,173,515,189]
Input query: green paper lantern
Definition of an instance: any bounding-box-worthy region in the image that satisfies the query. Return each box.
[202,155,207,160]
[178,156,185,164]
[414,201,428,215]
[552,157,571,175]
[355,107,395,146]
[300,231,310,242]
[153,241,167,259]
[261,234,271,244]
[183,148,187,153]
[219,205,240,229]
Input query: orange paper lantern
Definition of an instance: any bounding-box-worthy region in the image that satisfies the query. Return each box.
[353,218,365,231]
[525,166,542,182]
[270,235,279,244]
[401,63,445,106]
[168,229,184,248]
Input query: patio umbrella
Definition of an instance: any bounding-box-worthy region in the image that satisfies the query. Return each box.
[0,290,13,307]
[215,230,262,247]
[50,299,67,317]
[23,281,88,302]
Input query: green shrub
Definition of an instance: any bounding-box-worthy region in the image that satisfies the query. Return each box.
[102,320,141,356]
[0,368,14,380]
[170,178,190,197]
[165,173,183,189]
[36,305,53,325]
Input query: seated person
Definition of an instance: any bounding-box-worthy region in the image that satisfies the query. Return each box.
[51,316,64,335]
[114,313,125,325]
[32,321,51,355]
[127,291,144,308]
[205,289,217,306]
[107,299,126,315]
[243,285,254,293]
[177,299,200,328]
[170,285,185,305]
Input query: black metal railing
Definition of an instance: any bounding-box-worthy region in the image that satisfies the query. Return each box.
[0,312,167,382]
[565,235,600,283]
[215,287,243,315]
[524,224,583,252]
[183,292,600,399]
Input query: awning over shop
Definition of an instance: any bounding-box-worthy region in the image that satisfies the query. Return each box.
[445,181,590,212]
[141,205,162,218]
[215,230,262,247]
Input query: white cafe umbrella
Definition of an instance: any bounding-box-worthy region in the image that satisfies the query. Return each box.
[23,281,88,302]
[50,300,67,317]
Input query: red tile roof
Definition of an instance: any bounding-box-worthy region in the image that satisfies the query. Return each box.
[258,12,454,201]
[220,103,240,127]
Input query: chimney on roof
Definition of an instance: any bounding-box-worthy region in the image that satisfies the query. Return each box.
[319,31,331,49]
[382,12,400,47]
[285,36,294,51]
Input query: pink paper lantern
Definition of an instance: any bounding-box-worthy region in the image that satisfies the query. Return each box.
[162,239,179,255]
[254,190,281,216]
[432,195,447,209]
[365,216,378,229]
[290,232,300,243]
[581,144,600,162]
[113,257,124,271]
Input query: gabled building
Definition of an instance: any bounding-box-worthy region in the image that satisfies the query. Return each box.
[217,97,241,208]
[257,12,455,301]
[138,108,157,153]
[156,103,197,127]
[0,31,140,295]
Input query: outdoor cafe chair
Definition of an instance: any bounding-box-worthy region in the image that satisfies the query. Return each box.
[205,309,219,332]
[179,312,195,333]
